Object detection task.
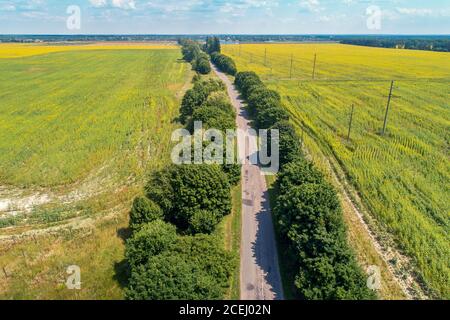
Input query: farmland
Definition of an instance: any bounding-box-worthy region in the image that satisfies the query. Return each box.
[0,44,191,298]
[223,43,450,298]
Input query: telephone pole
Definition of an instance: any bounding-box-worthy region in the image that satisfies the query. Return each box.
[289,54,293,78]
[347,104,355,140]
[312,53,317,80]
[264,48,267,66]
[382,80,394,135]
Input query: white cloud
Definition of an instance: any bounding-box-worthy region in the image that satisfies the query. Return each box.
[89,0,136,10]
[0,4,16,11]
[219,0,279,14]
[112,0,136,10]
[299,0,322,13]
[396,8,433,16]
[90,0,108,8]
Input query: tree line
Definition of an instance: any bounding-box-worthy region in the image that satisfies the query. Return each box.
[179,39,211,74]
[124,75,241,300]
[341,37,450,52]
[180,37,238,76]
[232,69,376,299]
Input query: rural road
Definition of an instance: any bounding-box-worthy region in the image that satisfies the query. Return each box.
[211,64,284,300]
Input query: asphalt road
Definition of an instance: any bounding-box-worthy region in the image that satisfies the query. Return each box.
[211,64,284,300]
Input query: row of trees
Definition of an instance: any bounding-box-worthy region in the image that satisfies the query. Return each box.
[233,69,375,299]
[179,39,211,74]
[203,36,221,54]
[211,52,237,76]
[125,163,236,299]
[341,37,450,52]
[181,78,241,185]
[124,69,241,300]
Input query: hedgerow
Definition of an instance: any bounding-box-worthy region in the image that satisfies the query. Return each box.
[179,39,211,74]
[211,52,237,75]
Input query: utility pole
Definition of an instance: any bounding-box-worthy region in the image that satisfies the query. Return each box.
[264,48,267,66]
[382,80,394,135]
[312,53,317,80]
[347,104,355,141]
[290,54,293,78]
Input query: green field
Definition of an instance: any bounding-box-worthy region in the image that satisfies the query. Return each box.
[0,46,192,299]
[224,43,450,298]
[0,49,188,187]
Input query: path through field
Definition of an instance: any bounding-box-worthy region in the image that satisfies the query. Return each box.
[212,64,284,300]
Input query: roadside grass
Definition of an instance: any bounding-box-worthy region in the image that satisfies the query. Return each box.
[223,43,450,298]
[221,184,242,300]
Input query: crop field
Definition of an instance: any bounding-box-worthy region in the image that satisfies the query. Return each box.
[0,43,178,59]
[0,44,192,298]
[223,43,450,298]
[0,46,189,188]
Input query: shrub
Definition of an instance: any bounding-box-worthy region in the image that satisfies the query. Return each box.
[277,158,325,195]
[195,56,211,74]
[180,79,225,123]
[211,52,237,75]
[145,164,231,233]
[125,234,235,300]
[180,40,211,75]
[247,87,281,115]
[125,220,177,268]
[189,210,219,234]
[234,72,263,99]
[269,121,302,167]
[204,36,221,54]
[125,253,223,300]
[255,105,289,129]
[129,196,164,230]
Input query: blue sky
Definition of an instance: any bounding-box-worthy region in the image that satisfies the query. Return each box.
[0,0,449,34]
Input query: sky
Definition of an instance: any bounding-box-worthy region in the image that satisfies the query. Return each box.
[0,0,449,34]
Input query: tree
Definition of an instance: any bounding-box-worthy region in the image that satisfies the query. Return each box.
[211,52,237,75]
[189,210,219,234]
[125,253,223,300]
[269,121,302,167]
[277,158,325,195]
[145,164,232,233]
[256,105,289,129]
[247,87,281,115]
[204,36,221,54]
[125,234,235,300]
[194,56,211,74]
[125,220,177,268]
[181,40,201,62]
[129,196,164,230]
[180,79,225,123]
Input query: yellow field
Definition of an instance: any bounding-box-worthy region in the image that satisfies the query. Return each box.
[223,43,450,80]
[0,42,179,59]
[224,43,450,298]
